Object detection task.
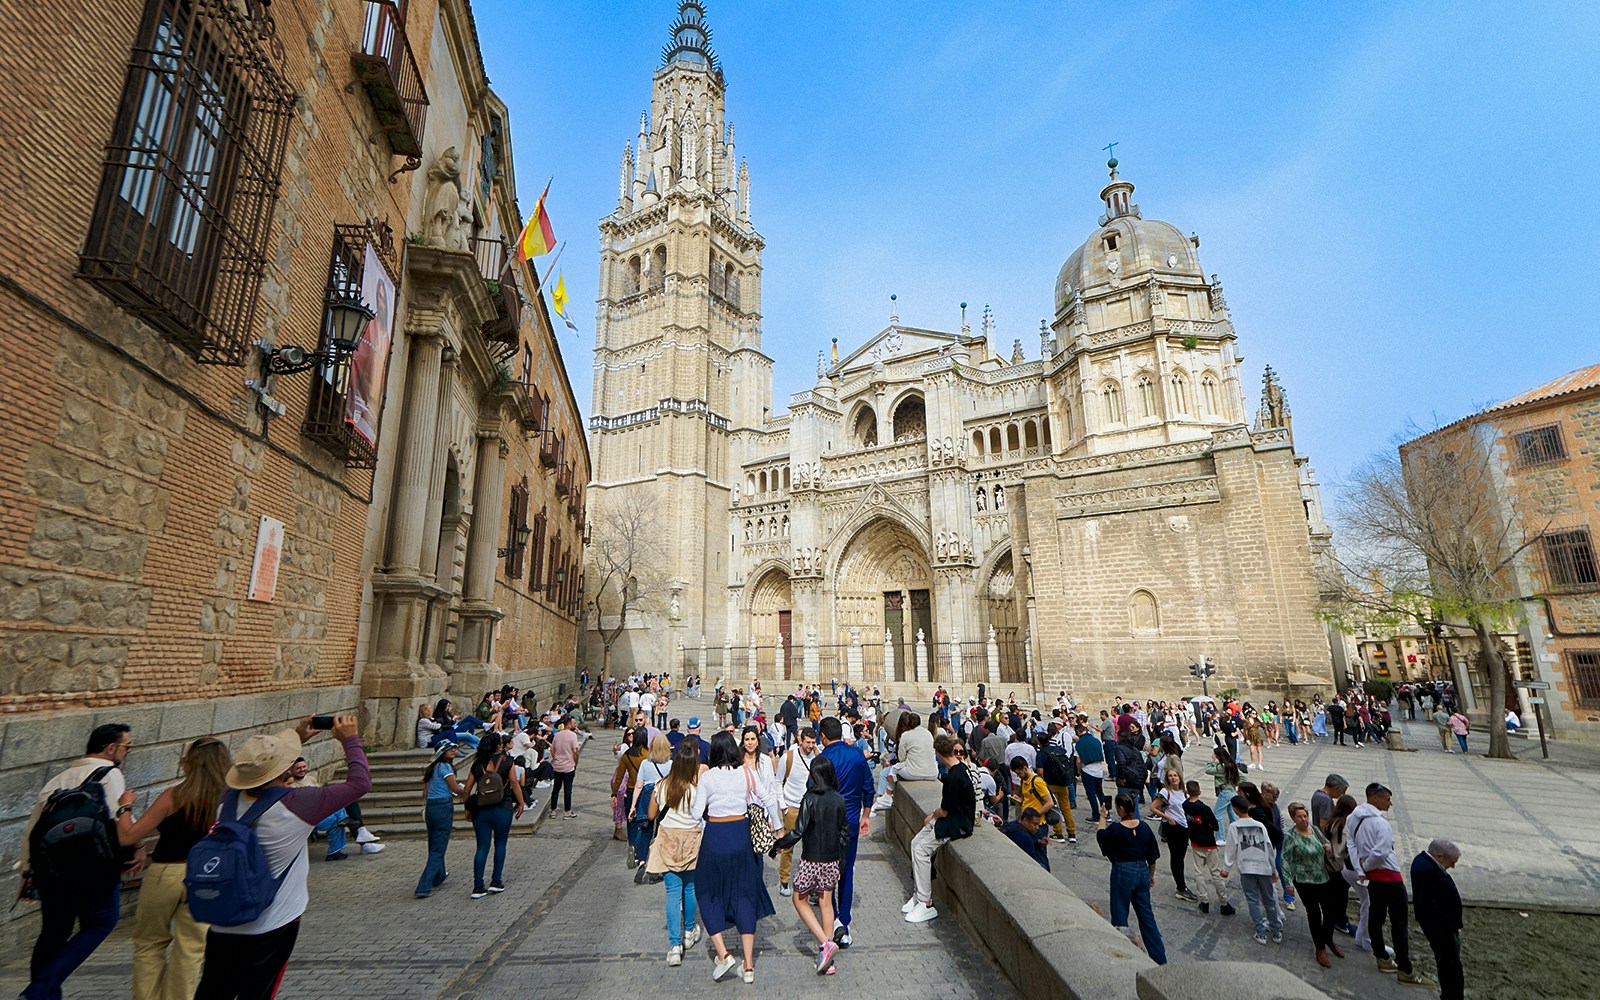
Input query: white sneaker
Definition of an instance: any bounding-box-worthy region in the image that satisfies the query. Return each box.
[742,968,755,984]
[778,882,792,897]
[667,946,683,967]
[360,842,386,854]
[354,827,381,844]
[712,954,739,982]
[901,895,919,914]
[684,926,700,950]
[905,901,938,923]
[535,780,554,788]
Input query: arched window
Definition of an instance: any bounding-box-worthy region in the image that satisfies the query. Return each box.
[652,245,667,288]
[852,405,878,448]
[1171,370,1190,415]
[709,254,726,297]
[989,427,1002,453]
[1103,383,1123,424]
[745,473,755,496]
[627,255,641,295]
[891,394,926,441]
[1135,374,1157,419]
[781,466,790,491]
[1006,424,1021,453]
[971,430,984,459]
[1200,374,1220,416]
[727,267,740,307]
[758,470,768,494]
[1024,420,1039,450]
[1042,417,1054,449]
[1130,590,1159,633]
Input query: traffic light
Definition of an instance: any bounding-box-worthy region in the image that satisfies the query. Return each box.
[1188,662,1201,678]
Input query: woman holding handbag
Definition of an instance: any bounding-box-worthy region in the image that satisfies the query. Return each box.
[695,731,780,984]
[611,727,647,843]
[629,735,674,883]
[647,742,707,966]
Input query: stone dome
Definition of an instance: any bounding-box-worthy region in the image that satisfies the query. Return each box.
[1053,171,1203,315]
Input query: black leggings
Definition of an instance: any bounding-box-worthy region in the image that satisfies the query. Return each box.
[1294,878,1338,947]
[1161,824,1189,893]
[194,919,300,1000]
[550,770,576,812]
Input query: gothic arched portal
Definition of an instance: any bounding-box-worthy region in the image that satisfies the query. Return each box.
[833,518,933,682]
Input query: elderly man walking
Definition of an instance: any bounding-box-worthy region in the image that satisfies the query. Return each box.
[1412,839,1464,1000]
[1348,782,1435,990]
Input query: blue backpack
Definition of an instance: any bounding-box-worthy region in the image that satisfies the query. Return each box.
[185,787,292,927]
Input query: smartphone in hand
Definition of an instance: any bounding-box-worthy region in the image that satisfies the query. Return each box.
[310,715,336,730]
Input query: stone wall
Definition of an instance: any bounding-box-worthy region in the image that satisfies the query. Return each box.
[885,780,1330,1000]
[0,685,358,952]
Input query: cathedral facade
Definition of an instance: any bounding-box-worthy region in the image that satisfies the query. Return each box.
[586,2,1335,702]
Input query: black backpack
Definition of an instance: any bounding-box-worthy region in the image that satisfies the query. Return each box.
[30,765,121,886]
[1039,743,1075,786]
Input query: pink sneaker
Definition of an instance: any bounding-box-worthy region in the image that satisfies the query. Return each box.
[817,940,839,974]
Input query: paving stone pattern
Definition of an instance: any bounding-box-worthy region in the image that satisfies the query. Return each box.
[0,691,1015,999]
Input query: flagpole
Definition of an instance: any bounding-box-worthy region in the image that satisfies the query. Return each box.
[536,241,567,288]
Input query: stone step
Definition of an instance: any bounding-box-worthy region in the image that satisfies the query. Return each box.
[355,786,552,840]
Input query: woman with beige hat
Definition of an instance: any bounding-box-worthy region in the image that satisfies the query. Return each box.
[191,714,371,1000]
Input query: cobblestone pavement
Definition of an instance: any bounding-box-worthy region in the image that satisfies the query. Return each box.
[0,689,1014,1000]
[6,688,1597,1000]
[1044,706,1600,1000]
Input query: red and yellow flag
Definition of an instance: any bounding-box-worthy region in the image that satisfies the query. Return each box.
[517,183,556,260]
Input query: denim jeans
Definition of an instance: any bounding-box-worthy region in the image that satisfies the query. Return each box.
[1081,773,1104,822]
[1240,872,1282,936]
[1455,733,1468,753]
[416,798,455,895]
[472,804,514,888]
[1108,861,1166,964]
[1285,719,1299,744]
[26,880,120,1000]
[664,871,698,946]
[317,809,348,857]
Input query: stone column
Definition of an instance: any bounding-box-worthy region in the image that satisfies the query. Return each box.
[387,335,445,573]
[882,629,894,686]
[698,636,708,677]
[847,626,863,683]
[748,630,758,685]
[950,626,964,688]
[803,627,820,683]
[418,347,461,579]
[914,628,928,684]
[454,430,508,696]
[775,632,786,682]
[987,624,1001,687]
[723,633,733,681]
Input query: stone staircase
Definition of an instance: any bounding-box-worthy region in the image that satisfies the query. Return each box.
[342,749,550,840]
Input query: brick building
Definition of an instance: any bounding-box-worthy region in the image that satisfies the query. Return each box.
[1400,365,1600,743]
[0,0,587,927]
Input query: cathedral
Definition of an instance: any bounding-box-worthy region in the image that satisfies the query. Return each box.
[584,1,1336,702]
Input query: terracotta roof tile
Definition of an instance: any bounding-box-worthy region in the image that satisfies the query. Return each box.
[1483,363,1600,414]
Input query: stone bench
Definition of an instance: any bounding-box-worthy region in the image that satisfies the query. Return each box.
[886,780,1330,1000]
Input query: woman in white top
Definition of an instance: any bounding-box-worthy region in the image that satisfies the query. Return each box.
[740,725,781,813]
[695,731,779,984]
[629,735,674,883]
[646,741,706,966]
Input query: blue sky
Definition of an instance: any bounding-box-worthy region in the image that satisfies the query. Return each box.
[478,0,1599,484]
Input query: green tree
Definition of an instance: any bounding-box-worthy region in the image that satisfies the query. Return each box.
[1325,428,1546,760]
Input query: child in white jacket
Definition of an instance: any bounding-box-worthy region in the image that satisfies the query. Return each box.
[1220,794,1282,944]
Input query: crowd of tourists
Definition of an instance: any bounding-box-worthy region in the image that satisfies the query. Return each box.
[15,671,1468,998]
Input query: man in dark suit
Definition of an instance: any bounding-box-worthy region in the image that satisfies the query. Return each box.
[1411,838,1464,1000]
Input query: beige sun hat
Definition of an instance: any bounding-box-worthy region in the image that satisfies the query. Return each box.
[226,729,304,789]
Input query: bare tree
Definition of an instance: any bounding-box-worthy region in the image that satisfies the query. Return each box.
[1327,427,1544,759]
[585,490,667,679]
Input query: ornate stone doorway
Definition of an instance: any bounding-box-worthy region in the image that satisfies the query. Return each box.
[749,568,792,677]
[983,550,1025,683]
[834,518,933,682]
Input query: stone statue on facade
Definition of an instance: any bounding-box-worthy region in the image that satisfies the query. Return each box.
[425,146,465,247]
[994,485,1006,511]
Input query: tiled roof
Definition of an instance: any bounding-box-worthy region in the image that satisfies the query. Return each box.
[1484,363,1600,414]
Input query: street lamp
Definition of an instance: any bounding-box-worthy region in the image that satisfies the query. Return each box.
[260,288,374,375]
[498,523,531,559]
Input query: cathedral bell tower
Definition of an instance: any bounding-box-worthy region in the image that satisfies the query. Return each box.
[588,1,769,666]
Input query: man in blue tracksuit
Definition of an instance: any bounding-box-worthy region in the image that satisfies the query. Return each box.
[819,716,873,948]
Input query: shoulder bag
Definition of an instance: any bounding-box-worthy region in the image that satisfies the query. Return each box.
[744,766,776,855]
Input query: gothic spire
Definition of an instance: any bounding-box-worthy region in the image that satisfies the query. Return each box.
[662,0,719,71]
